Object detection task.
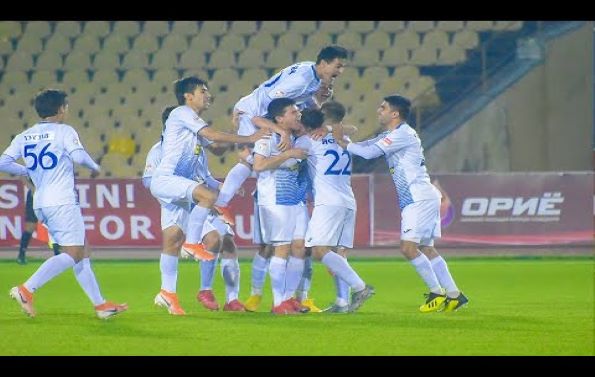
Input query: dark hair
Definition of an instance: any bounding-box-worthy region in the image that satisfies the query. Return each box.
[384,94,411,120]
[266,97,296,122]
[34,89,68,118]
[174,76,207,105]
[316,45,349,64]
[161,106,177,131]
[300,108,325,130]
[320,101,346,124]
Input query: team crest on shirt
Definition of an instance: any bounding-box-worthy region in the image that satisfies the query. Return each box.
[389,167,395,174]
[73,137,79,145]
[381,137,392,146]
[272,90,286,98]
[194,145,202,155]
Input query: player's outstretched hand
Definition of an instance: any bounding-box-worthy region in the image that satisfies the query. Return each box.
[285,148,308,160]
[90,167,101,179]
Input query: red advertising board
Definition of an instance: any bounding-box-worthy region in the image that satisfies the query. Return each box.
[0,176,371,248]
[373,172,594,246]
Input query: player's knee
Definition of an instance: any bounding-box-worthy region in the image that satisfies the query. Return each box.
[193,186,217,207]
[311,247,327,261]
[221,235,236,254]
[203,231,221,253]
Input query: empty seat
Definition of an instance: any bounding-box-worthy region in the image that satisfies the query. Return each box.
[409,45,438,66]
[200,21,227,37]
[493,21,523,31]
[237,49,264,69]
[347,21,375,34]
[452,29,478,49]
[54,21,82,38]
[210,68,241,90]
[161,34,189,54]
[83,21,111,38]
[143,21,170,36]
[264,49,293,69]
[0,38,13,55]
[102,34,130,54]
[365,30,392,51]
[465,21,494,31]
[276,32,304,52]
[132,34,159,53]
[436,21,464,32]
[423,30,449,49]
[352,49,379,67]
[207,50,235,69]
[288,21,317,35]
[188,35,216,53]
[61,70,91,86]
[63,51,93,70]
[153,69,180,87]
[336,31,362,50]
[217,34,245,52]
[23,21,51,39]
[318,21,345,34]
[92,50,120,70]
[408,21,435,32]
[437,45,466,65]
[378,21,405,33]
[15,35,43,54]
[361,66,389,88]
[5,51,34,71]
[150,49,179,69]
[393,30,420,50]
[260,21,287,35]
[179,49,207,70]
[305,32,333,51]
[381,48,409,66]
[72,34,101,54]
[113,21,141,38]
[44,34,72,54]
[35,51,64,70]
[0,21,23,39]
[247,33,275,52]
[171,21,199,36]
[121,51,149,69]
[229,21,257,36]
[30,70,57,87]
[241,68,268,88]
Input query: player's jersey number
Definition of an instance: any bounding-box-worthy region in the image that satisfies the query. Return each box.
[324,150,351,175]
[24,143,58,170]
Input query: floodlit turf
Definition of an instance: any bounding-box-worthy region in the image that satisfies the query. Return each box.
[0,257,592,355]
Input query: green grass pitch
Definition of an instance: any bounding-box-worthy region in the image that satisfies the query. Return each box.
[0,257,592,355]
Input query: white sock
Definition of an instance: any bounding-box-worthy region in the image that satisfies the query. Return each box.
[73,258,105,306]
[160,253,178,293]
[296,256,312,301]
[214,163,252,207]
[251,253,269,296]
[268,256,287,306]
[430,256,459,297]
[283,256,305,300]
[411,252,442,294]
[200,254,219,290]
[321,252,365,292]
[185,205,210,244]
[24,253,76,293]
[221,257,240,303]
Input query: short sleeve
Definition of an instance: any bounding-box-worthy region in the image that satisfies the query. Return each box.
[254,138,272,157]
[63,126,84,154]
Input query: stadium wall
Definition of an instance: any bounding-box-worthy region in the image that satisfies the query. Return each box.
[426,22,593,173]
[1,172,592,249]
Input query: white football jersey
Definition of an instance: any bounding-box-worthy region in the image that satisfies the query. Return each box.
[3,122,85,208]
[254,133,302,206]
[296,134,356,209]
[143,142,161,179]
[372,123,441,209]
[153,106,209,180]
[235,62,321,121]
[144,140,212,183]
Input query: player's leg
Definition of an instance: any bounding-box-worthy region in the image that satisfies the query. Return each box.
[197,226,221,311]
[401,200,446,312]
[74,243,128,319]
[245,196,269,311]
[153,201,189,315]
[308,206,374,313]
[220,233,246,311]
[184,184,218,251]
[10,205,84,317]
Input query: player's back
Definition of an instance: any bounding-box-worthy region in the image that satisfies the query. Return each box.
[235,62,321,117]
[15,122,81,209]
[143,142,162,180]
[298,134,355,209]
